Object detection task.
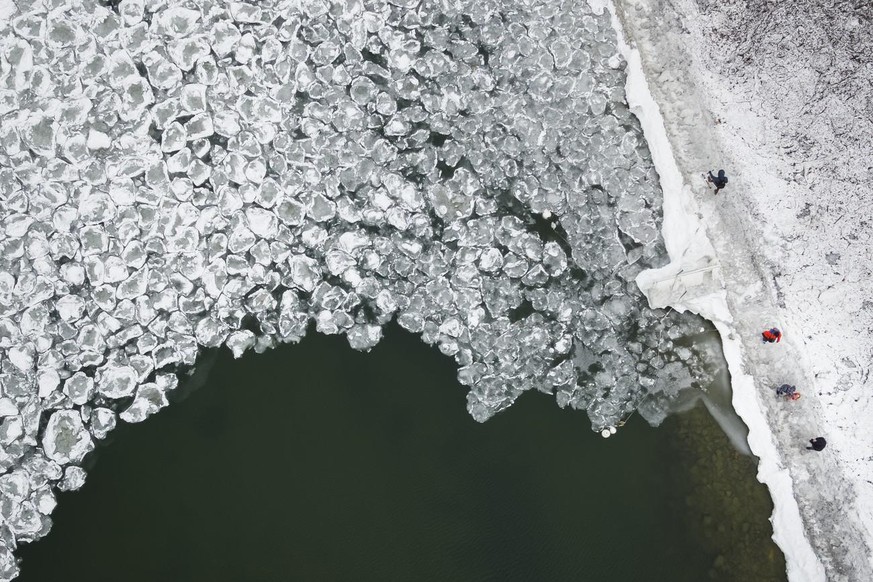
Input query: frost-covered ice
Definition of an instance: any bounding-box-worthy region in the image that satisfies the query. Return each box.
[41,410,93,465]
[0,0,724,577]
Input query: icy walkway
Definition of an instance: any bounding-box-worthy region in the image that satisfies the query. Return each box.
[609,0,873,580]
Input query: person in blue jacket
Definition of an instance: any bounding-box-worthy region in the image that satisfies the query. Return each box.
[707,169,728,194]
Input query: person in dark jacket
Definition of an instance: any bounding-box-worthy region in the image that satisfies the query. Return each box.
[807,437,827,451]
[775,384,800,400]
[707,169,729,194]
[762,328,782,343]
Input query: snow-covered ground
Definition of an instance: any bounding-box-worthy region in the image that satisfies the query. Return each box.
[608,0,873,579]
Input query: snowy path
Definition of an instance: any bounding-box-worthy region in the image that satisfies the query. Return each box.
[609,0,873,580]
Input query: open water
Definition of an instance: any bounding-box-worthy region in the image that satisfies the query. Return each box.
[17,326,785,581]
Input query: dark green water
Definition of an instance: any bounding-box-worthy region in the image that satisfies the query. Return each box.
[18,326,785,581]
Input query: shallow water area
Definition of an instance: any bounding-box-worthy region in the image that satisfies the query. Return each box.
[17,327,784,581]
[660,327,753,455]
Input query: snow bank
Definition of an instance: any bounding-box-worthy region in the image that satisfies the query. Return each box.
[600,0,828,579]
[607,0,873,579]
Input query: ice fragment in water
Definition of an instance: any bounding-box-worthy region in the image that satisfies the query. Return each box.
[58,466,87,492]
[347,324,383,351]
[120,383,170,423]
[161,122,187,152]
[185,113,214,140]
[180,84,207,114]
[42,411,93,465]
[226,330,256,358]
[155,8,202,37]
[90,408,117,440]
[97,365,139,399]
[63,373,95,405]
[37,370,60,398]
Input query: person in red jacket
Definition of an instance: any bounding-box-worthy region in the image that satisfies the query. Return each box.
[762,328,782,343]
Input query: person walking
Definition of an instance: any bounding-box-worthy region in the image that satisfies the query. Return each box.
[762,328,782,343]
[775,384,800,400]
[707,169,729,194]
[775,384,792,396]
[807,437,827,451]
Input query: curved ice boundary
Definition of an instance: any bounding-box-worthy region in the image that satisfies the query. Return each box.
[598,1,826,579]
[0,0,722,577]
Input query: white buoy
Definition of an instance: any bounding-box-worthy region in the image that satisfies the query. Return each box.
[609,426,617,435]
[601,429,611,438]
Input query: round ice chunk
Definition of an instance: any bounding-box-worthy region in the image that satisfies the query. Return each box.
[97,365,139,398]
[64,372,95,405]
[42,410,93,464]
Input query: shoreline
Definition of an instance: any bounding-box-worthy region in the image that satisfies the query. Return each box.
[603,4,824,577]
[602,0,873,579]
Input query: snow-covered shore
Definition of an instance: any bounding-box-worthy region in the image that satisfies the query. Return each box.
[607,0,873,579]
